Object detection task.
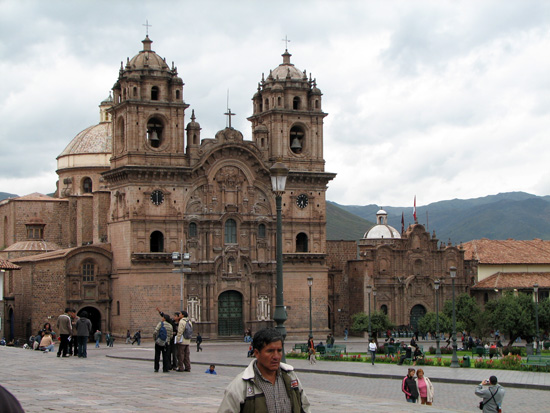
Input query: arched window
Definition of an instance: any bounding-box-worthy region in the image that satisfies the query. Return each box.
[189,222,197,237]
[175,90,180,100]
[82,261,95,282]
[296,232,308,252]
[225,219,237,244]
[258,223,266,238]
[315,99,319,109]
[147,117,164,148]
[133,87,137,97]
[117,118,125,152]
[82,177,92,193]
[151,86,159,100]
[264,98,269,110]
[289,125,305,154]
[150,231,164,252]
[277,96,282,107]
[381,304,388,315]
[293,96,301,110]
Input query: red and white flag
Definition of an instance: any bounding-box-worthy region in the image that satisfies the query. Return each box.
[413,196,417,223]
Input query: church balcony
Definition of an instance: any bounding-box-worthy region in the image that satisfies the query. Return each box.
[131,252,173,263]
[284,253,326,264]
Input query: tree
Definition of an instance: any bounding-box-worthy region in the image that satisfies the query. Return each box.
[537,297,550,337]
[351,311,394,343]
[484,292,536,347]
[417,312,451,336]
[443,293,481,334]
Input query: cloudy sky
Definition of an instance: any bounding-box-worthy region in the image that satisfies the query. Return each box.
[1,0,549,207]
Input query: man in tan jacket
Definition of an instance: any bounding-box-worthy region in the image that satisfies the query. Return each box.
[175,310,192,372]
[56,308,73,357]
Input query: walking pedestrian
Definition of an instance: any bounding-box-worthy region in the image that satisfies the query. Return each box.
[475,376,505,413]
[308,336,316,365]
[368,339,377,365]
[94,330,102,348]
[196,332,203,352]
[344,327,348,341]
[125,329,131,344]
[76,311,92,358]
[56,308,73,357]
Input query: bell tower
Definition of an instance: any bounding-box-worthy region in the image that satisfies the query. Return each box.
[248,48,326,172]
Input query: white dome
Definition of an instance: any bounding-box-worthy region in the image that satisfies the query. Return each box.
[363,208,401,239]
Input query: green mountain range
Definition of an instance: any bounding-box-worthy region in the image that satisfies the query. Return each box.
[327,192,550,242]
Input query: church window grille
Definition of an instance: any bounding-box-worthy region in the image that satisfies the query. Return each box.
[225,219,237,244]
[151,86,159,100]
[293,96,301,110]
[258,223,266,238]
[146,117,164,148]
[150,230,164,252]
[188,296,201,322]
[82,261,94,282]
[257,295,270,321]
[289,125,305,154]
[82,177,92,193]
[189,222,197,237]
[296,232,308,252]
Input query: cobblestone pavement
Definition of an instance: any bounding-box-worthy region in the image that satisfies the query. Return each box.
[0,339,548,412]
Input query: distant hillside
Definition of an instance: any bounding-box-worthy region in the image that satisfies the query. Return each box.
[326,202,374,240]
[329,192,550,243]
[0,192,18,201]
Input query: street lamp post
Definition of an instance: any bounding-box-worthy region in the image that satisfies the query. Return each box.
[366,285,372,340]
[270,161,289,362]
[308,277,313,338]
[449,266,459,368]
[534,284,540,355]
[434,279,441,357]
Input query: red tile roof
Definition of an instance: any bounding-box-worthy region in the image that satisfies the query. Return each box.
[471,272,550,290]
[462,239,550,264]
[0,259,21,270]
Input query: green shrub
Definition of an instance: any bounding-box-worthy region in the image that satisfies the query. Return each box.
[502,346,525,357]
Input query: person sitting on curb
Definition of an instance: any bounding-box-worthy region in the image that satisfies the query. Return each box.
[205,364,217,374]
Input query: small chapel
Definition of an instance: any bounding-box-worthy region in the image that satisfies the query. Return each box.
[0,36,335,341]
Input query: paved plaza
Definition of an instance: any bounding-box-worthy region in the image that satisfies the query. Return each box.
[1,338,548,412]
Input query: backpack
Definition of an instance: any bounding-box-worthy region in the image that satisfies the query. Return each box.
[156,322,167,346]
[183,319,193,339]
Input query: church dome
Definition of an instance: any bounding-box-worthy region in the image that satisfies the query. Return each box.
[270,50,305,80]
[127,36,170,71]
[364,208,401,239]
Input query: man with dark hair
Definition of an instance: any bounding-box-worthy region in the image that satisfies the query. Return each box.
[218,328,311,412]
[76,310,92,358]
[175,310,192,372]
[156,307,180,369]
[56,307,73,357]
[475,375,505,412]
[153,313,173,373]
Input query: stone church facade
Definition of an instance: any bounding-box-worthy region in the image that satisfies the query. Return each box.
[0,36,335,341]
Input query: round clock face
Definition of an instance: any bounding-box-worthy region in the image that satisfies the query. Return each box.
[296,193,309,209]
[151,190,164,206]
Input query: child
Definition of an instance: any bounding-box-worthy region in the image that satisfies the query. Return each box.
[205,364,217,374]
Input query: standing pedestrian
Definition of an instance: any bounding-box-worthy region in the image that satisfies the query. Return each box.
[94,330,102,348]
[475,376,505,413]
[156,308,179,369]
[344,327,348,341]
[368,339,377,365]
[76,311,92,358]
[218,328,311,412]
[69,309,78,356]
[308,336,316,365]
[153,314,173,373]
[415,369,434,405]
[125,330,131,344]
[402,368,419,403]
[56,308,73,357]
[196,332,203,352]
[175,311,192,372]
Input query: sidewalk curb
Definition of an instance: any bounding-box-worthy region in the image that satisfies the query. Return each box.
[106,355,549,391]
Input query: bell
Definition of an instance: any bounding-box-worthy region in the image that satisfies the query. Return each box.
[291,136,302,150]
[150,130,160,145]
